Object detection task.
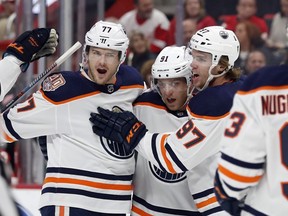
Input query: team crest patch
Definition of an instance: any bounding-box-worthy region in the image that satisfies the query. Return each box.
[43,74,66,91]
[100,136,134,159]
[219,30,229,39]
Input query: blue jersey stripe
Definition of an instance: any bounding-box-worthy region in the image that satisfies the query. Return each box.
[3,111,21,140]
[46,167,133,181]
[165,143,188,172]
[42,187,131,201]
[221,153,264,169]
[133,195,201,215]
[193,188,214,199]
[151,133,166,171]
[243,204,268,216]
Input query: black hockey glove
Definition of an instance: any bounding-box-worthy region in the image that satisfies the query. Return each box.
[214,170,243,216]
[3,28,58,72]
[89,106,148,152]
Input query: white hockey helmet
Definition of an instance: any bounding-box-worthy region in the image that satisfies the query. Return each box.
[152,46,193,99]
[189,26,240,69]
[84,20,129,64]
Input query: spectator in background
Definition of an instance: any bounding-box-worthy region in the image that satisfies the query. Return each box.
[140,59,155,88]
[167,0,216,46]
[219,0,268,40]
[0,0,16,40]
[119,0,170,55]
[182,18,198,45]
[243,50,267,75]
[266,0,288,61]
[126,31,156,72]
[234,20,276,69]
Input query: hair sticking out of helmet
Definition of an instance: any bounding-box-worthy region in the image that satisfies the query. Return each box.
[80,20,129,70]
[151,46,193,105]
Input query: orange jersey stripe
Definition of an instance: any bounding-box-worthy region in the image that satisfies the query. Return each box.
[237,85,288,95]
[218,164,262,183]
[196,196,217,209]
[160,134,177,174]
[132,205,153,216]
[44,177,132,191]
[59,206,64,216]
[40,88,101,105]
[3,131,16,143]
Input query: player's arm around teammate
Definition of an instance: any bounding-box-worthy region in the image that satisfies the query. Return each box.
[90,26,243,172]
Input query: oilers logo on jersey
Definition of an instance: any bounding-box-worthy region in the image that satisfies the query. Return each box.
[149,162,186,183]
[100,136,134,159]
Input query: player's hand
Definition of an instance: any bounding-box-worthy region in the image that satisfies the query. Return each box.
[214,171,243,216]
[89,106,147,152]
[3,28,58,71]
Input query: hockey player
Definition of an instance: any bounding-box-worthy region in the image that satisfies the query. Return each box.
[214,64,288,216]
[89,26,243,205]
[0,20,144,215]
[0,28,58,216]
[131,46,226,215]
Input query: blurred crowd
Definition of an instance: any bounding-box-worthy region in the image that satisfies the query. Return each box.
[114,0,288,88]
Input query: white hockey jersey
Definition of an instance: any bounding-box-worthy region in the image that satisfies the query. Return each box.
[132,90,227,215]
[0,65,144,214]
[136,79,243,173]
[0,56,21,102]
[217,65,288,216]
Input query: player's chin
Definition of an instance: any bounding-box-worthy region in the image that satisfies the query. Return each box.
[166,103,179,111]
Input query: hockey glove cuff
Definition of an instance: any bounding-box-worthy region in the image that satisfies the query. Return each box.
[3,28,58,72]
[89,106,147,152]
[214,170,243,216]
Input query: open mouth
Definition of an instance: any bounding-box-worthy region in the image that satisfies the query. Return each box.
[167,98,176,103]
[97,68,107,74]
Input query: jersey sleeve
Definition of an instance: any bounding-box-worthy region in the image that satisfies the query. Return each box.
[216,93,265,201]
[187,153,228,215]
[1,90,72,142]
[0,56,21,102]
[0,74,75,142]
[135,83,241,173]
[136,115,227,173]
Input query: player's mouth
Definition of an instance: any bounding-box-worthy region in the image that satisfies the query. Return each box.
[192,73,199,82]
[167,98,176,103]
[97,68,107,74]
[193,73,199,78]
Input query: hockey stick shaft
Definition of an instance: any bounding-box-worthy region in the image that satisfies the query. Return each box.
[1,41,82,113]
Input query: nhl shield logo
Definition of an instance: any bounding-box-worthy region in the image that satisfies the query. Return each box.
[107,84,114,93]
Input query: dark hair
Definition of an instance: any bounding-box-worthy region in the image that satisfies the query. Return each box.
[219,56,242,81]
